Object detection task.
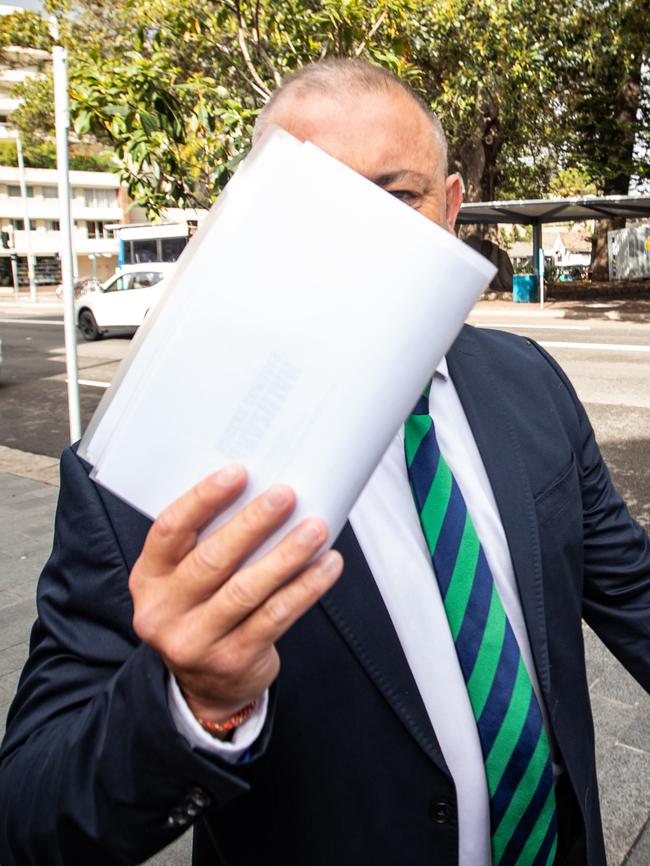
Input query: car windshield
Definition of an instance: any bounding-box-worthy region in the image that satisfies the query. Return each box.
[101,272,164,293]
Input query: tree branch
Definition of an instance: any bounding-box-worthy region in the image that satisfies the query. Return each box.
[354,7,388,57]
[237,24,272,98]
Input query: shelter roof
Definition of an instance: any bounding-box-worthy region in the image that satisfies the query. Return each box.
[457,194,650,225]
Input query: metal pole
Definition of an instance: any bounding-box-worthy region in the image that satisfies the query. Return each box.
[10,253,19,298]
[53,44,81,442]
[532,221,543,311]
[6,227,19,299]
[15,130,37,302]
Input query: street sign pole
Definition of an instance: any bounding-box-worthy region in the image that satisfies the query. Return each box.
[53,44,81,442]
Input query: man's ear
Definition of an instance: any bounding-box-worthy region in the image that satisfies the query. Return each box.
[445,173,464,233]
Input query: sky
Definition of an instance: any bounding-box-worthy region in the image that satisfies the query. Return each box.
[0,0,43,10]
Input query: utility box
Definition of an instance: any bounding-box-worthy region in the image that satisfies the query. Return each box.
[608,225,650,280]
[512,274,539,303]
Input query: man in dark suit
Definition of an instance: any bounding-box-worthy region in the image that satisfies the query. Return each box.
[2,58,650,866]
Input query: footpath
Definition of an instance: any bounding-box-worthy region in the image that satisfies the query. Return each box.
[3,284,650,314]
[2,290,650,864]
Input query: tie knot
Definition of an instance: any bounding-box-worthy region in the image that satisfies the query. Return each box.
[411,382,431,416]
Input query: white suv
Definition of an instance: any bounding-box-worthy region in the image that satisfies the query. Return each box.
[75,269,167,341]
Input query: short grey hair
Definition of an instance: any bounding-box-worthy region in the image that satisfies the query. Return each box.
[253,58,448,172]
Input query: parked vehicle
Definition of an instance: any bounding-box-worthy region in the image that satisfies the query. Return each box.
[115,221,196,273]
[75,269,167,341]
[56,277,104,300]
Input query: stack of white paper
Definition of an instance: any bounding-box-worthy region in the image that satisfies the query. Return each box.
[80,128,495,560]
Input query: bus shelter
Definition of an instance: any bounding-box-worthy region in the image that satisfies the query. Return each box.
[456,194,650,309]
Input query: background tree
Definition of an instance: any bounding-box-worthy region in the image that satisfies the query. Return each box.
[0,9,53,52]
[44,0,571,216]
[0,8,114,170]
[49,0,416,212]
[407,1,565,205]
[6,0,649,242]
[561,0,649,277]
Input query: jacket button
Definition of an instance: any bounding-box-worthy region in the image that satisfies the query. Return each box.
[429,800,455,824]
[166,808,191,828]
[188,786,212,809]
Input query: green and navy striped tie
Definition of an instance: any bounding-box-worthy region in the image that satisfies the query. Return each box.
[405,389,558,866]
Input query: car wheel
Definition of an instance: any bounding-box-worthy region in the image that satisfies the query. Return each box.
[78,309,102,341]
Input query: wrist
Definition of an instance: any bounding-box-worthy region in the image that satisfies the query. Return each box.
[196,701,258,739]
[180,686,259,740]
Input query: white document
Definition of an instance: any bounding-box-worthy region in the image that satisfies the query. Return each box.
[80,128,495,560]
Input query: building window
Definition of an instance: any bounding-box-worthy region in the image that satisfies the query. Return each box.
[11,219,25,231]
[83,188,117,209]
[46,220,60,232]
[86,220,111,239]
[7,185,34,197]
[42,186,58,199]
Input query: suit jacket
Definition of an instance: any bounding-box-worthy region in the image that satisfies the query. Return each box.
[1,325,650,866]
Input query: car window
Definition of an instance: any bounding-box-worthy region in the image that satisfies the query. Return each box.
[132,272,164,290]
[103,274,134,293]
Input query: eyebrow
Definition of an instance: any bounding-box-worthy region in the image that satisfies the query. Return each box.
[369,170,433,190]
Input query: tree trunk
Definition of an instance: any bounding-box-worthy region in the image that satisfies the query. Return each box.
[590,59,641,280]
[453,87,503,245]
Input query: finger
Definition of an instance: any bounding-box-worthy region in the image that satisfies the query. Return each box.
[233,550,344,646]
[139,465,247,573]
[176,483,297,592]
[196,517,329,633]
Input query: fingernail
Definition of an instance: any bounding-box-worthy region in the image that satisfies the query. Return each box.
[298,520,325,546]
[319,551,342,576]
[215,464,244,486]
[263,485,291,511]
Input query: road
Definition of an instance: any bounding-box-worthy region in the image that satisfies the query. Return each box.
[469,307,650,531]
[1,303,649,510]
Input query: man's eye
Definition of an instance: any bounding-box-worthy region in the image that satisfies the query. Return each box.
[388,189,417,204]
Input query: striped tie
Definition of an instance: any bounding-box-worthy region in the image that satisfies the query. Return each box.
[405,390,558,866]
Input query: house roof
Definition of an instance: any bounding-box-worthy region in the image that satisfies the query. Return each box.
[557,231,591,253]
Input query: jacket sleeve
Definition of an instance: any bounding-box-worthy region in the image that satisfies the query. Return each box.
[532,342,650,692]
[0,447,272,866]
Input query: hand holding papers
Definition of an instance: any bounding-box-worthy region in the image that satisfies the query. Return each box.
[80,129,496,562]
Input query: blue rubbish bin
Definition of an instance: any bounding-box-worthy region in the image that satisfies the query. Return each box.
[512,274,539,303]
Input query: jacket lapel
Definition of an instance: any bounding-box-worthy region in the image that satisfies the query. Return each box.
[446,326,552,702]
[321,521,451,776]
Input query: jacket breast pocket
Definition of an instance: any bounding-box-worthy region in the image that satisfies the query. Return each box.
[533,453,581,527]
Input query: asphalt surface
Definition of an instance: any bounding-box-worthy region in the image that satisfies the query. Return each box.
[1,293,650,865]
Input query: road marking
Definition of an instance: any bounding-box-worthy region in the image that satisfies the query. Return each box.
[0,302,62,311]
[77,378,110,388]
[470,308,567,318]
[0,317,63,325]
[477,323,591,331]
[539,341,650,353]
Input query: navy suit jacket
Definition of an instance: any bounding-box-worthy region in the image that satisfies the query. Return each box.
[2,325,650,866]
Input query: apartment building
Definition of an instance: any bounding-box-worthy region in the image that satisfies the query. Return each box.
[0,166,124,285]
[0,43,50,138]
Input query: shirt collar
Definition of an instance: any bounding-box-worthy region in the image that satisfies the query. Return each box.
[435,356,449,382]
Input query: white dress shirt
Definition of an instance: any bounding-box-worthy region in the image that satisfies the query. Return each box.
[168,358,554,866]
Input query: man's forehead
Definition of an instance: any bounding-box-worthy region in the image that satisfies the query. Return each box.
[265,88,442,180]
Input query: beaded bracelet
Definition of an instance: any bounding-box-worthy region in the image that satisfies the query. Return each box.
[197,701,257,735]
